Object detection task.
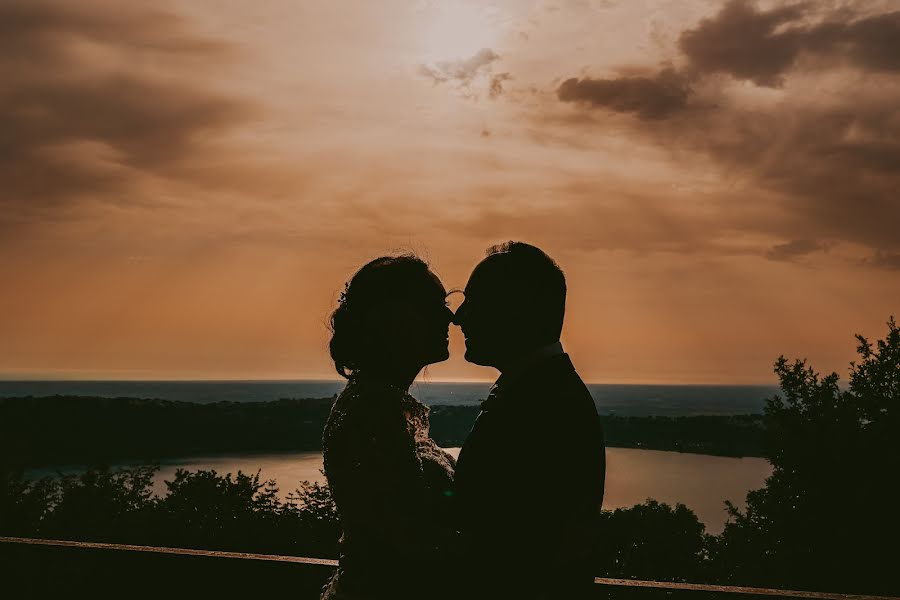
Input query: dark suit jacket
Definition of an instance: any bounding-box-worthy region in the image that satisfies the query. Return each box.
[453,353,606,599]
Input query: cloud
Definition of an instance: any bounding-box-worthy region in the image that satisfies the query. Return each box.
[557,68,690,119]
[693,96,900,255]
[550,1,900,268]
[678,0,900,87]
[0,0,252,228]
[419,48,510,99]
[643,91,900,263]
[419,48,501,84]
[489,72,513,99]
[765,239,827,262]
[677,0,807,87]
[867,251,900,270]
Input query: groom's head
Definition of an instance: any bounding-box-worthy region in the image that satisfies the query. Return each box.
[453,241,566,370]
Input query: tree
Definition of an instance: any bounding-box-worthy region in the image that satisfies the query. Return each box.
[40,465,157,542]
[713,318,899,594]
[0,466,57,536]
[593,499,707,583]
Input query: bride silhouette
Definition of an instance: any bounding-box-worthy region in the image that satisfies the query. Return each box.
[320,254,457,600]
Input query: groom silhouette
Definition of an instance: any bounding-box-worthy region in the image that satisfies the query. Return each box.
[452,241,606,599]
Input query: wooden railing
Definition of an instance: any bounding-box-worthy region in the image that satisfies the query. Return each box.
[1,536,896,600]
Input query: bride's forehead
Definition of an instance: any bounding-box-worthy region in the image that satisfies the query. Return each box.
[424,269,447,294]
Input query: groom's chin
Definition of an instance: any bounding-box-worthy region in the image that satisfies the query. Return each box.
[427,348,450,365]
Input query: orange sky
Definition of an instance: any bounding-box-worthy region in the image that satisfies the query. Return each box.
[2,0,898,383]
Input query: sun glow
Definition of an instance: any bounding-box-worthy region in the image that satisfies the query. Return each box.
[417,1,505,62]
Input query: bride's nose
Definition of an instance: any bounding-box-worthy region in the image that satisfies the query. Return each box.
[452,301,467,326]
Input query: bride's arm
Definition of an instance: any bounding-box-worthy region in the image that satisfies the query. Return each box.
[338,397,450,560]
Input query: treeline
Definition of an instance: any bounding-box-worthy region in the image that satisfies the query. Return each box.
[0,396,336,467]
[601,414,763,457]
[1,465,340,559]
[434,406,765,456]
[0,462,723,591]
[0,396,764,467]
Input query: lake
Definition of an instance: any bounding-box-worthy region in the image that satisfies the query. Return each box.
[14,379,776,535]
[30,447,772,535]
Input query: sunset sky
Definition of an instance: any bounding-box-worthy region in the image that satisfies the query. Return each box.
[2,0,899,383]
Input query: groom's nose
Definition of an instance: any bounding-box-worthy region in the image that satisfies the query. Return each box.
[441,304,454,324]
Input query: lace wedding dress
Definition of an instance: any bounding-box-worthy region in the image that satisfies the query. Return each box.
[320,377,456,600]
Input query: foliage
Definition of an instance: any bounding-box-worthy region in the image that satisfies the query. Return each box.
[713,318,899,594]
[4,461,711,583]
[0,466,58,536]
[592,499,708,582]
[0,464,339,559]
[42,465,157,542]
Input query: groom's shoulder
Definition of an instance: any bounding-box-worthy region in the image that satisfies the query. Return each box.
[509,355,601,451]
[513,354,594,409]
[538,353,588,390]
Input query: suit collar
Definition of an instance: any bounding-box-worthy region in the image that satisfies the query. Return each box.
[494,341,566,390]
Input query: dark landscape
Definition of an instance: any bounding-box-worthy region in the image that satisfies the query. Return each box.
[3,319,899,597]
[1,395,766,467]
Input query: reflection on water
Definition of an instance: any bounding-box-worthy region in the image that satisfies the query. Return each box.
[135,447,770,535]
[603,448,771,534]
[151,451,327,497]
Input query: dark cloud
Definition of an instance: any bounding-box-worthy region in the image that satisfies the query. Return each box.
[551,1,900,268]
[704,100,900,253]
[623,91,900,264]
[765,239,827,262]
[836,10,900,73]
[0,0,251,226]
[557,68,689,119]
[679,1,900,87]
[678,0,806,87]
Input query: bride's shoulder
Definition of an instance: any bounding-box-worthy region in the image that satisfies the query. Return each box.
[330,378,411,424]
[339,377,406,404]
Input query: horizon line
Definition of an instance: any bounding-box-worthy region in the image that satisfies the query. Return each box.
[0,376,779,387]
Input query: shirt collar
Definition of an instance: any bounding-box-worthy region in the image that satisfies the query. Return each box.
[494,341,565,389]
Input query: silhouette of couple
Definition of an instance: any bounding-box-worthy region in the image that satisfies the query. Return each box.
[321,242,606,600]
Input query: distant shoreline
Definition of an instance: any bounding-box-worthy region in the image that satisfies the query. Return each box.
[2,395,768,468]
[0,380,778,417]
[0,377,776,386]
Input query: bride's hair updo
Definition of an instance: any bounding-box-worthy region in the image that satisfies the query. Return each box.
[329,253,432,379]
